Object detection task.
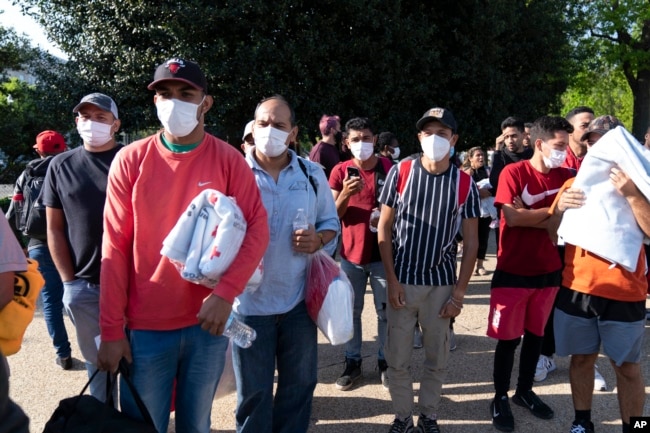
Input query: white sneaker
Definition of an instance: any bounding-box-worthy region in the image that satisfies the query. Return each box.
[594,365,607,391]
[534,355,557,382]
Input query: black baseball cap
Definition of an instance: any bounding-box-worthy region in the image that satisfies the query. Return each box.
[147,58,208,93]
[416,107,457,133]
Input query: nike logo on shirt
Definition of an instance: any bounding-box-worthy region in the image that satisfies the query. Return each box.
[521,185,560,207]
[198,181,212,187]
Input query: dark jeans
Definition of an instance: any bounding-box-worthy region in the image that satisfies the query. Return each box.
[28,244,71,359]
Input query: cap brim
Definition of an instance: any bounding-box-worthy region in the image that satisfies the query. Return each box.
[147,78,204,91]
[581,130,606,142]
[73,101,108,114]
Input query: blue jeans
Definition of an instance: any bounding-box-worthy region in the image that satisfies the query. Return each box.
[121,325,228,433]
[62,279,110,401]
[232,302,317,433]
[28,245,71,359]
[340,259,387,361]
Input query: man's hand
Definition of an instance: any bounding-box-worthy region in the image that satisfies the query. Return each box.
[197,293,232,335]
[557,187,586,213]
[387,280,406,309]
[495,133,505,151]
[292,224,321,254]
[341,175,363,198]
[610,167,639,198]
[97,339,132,373]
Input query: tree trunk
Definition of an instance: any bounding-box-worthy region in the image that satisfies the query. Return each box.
[632,68,650,142]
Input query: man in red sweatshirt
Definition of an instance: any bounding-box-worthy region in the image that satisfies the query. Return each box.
[97,57,269,433]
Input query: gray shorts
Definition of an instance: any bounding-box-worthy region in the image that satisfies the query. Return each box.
[554,307,644,366]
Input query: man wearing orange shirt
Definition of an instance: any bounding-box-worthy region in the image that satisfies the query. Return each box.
[549,140,649,433]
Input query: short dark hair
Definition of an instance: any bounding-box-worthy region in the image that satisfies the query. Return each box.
[255,94,296,126]
[500,116,525,133]
[530,116,574,143]
[524,122,533,129]
[377,131,396,149]
[565,106,594,121]
[345,117,374,134]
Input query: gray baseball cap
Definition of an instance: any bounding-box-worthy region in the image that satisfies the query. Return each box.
[73,93,119,119]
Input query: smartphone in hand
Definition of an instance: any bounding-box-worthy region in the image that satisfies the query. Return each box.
[347,166,360,178]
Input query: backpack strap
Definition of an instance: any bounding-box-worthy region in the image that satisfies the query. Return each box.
[373,157,392,205]
[457,169,471,206]
[396,159,414,195]
[297,157,318,195]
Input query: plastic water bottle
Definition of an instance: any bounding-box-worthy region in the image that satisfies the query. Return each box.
[223,315,257,348]
[368,208,381,233]
[293,208,309,231]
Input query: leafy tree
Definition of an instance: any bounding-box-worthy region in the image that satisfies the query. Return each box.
[0,23,37,77]
[567,0,650,139]
[561,66,634,126]
[17,0,575,154]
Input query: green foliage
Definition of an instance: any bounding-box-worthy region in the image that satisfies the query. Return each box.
[561,67,633,126]
[15,0,575,155]
[565,0,650,139]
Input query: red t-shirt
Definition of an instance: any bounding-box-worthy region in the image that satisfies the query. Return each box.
[495,160,574,276]
[329,158,392,265]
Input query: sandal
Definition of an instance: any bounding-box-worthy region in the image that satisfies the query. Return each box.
[476,267,487,276]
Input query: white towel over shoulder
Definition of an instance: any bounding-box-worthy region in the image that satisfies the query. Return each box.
[557,127,650,271]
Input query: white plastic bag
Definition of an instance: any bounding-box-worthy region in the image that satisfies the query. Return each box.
[305,250,354,345]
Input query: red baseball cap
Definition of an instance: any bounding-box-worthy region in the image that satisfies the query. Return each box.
[33,130,66,154]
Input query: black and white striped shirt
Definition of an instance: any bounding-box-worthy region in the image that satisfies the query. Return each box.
[379,156,480,286]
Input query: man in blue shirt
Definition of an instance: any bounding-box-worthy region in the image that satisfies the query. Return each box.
[233,95,340,433]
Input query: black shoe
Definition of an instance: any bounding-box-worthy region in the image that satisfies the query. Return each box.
[335,358,362,390]
[570,419,595,433]
[378,359,389,390]
[512,389,554,420]
[417,414,441,433]
[388,416,414,433]
[490,396,514,432]
[56,356,72,370]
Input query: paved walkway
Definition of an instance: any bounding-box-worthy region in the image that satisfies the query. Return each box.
[7,235,650,432]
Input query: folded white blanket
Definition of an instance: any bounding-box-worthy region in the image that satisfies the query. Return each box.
[161,189,262,289]
[558,127,650,271]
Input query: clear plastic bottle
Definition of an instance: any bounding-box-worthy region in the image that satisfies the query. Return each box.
[293,208,309,231]
[293,208,309,255]
[223,315,257,348]
[368,208,381,233]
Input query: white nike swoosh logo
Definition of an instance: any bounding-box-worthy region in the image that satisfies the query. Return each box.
[521,185,560,207]
[198,181,212,187]
[493,406,499,418]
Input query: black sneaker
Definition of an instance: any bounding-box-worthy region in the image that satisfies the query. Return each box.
[570,419,595,433]
[490,396,514,432]
[388,416,414,433]
[512,389,554,420]
[56,356,72,370]
[417,414,441,433]
[335,358,362,391]
[378,359,389,390]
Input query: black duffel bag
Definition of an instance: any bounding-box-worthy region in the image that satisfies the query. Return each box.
[43,360,157,433]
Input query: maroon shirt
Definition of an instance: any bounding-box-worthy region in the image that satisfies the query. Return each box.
[309,141,340,180]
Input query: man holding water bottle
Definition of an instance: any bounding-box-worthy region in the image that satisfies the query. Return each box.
[232,95,339,433]
[329,117,394,391]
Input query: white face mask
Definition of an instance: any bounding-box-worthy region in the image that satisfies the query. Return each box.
[421,134,450,162]
[391,146,401,160]
[156,97,204,137]
[542,143,567,169]
[255,126,290,157]
[77,119,114,147]
[350,141,374,161]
